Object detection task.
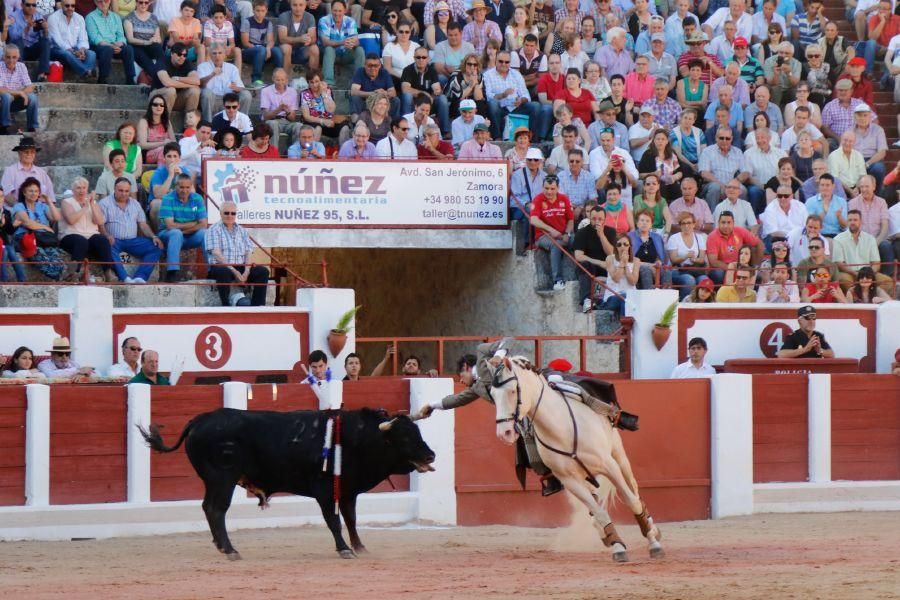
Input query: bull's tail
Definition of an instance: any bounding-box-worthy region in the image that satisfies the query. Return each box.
[137,419,196,453]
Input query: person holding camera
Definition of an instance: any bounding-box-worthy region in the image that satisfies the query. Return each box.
[287,124,326,159]
[763,41,801,107]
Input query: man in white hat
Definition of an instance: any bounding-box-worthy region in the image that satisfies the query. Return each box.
[849,103,888,192]
[37,337,96,378]
[628,105,657,162]
[451,98,488,147]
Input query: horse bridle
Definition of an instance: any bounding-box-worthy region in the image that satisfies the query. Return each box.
[492,362,523,425]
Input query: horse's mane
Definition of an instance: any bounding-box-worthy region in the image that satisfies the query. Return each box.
[509,356,543,376]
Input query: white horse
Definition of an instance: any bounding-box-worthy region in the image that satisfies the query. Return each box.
[491,356,663,562]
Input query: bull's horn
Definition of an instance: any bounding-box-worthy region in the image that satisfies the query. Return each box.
[378,418,398,431]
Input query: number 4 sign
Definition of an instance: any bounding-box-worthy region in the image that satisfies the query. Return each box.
[759,322,794,358]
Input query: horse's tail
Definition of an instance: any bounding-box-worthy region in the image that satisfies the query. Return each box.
[137,419,196,453]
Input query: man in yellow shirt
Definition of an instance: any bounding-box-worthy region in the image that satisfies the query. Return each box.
[715,266,757,302]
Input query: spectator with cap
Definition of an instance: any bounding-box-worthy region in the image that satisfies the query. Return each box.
[643,32,677,91]
[670,337,715,378]
[627,105,656,163]
[457,122,502,159]
[207,200,269,307]
[2,136,54,205]
[531,174,574,291]
[728,36,765,93]
[588,98,630,152]
[677,31,723,85]
[38,336,97,379]
[509,147,544,251]
[129,350,171,385]
[450,98,488,147]
[849,104,887,191]
[98,177,163,284]
[837,56,874,107]
[822,78,866,147]
[777,305,835,358]
[462,0,501,55]
[0,45,38,135]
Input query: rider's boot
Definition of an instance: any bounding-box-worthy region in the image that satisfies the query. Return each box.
[540,474,563,496]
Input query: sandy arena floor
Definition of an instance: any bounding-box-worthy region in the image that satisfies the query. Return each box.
[1,510,899,599]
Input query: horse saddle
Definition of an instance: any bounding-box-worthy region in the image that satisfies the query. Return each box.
[545,373,639,432]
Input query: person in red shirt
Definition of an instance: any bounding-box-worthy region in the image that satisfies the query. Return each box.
[239,123,281,158]
[530,174,574,290]
[553,68,597,125]
[705,210,764,284]
[835,57,875,107]
[862,0,900,71]
[801,265,848,303]
[417,124,455,159]
[536,53,565,107]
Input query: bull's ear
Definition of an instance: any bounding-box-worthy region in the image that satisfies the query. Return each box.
[502,357,512,370]
[379,418,398,432]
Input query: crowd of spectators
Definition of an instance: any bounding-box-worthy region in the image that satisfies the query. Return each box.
[0,0,899,310]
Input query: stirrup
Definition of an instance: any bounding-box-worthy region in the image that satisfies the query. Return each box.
[540,475,563,497]
[615,411,639,431]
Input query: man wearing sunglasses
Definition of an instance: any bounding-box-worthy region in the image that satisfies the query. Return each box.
[149,41,201,113]
[207,200,269,307]
[47,0,98,79]
[37,337,96,379]
[107,337,144,379]
[8,1,52,82]
[86,0,136,85]
[777,305,834,358]
[760,183,807,250]
[714,265,757,302]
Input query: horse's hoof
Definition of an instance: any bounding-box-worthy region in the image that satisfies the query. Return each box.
[649,545,665,559]
[612,550,629,563]
[339,549,357,559]
[226,552,242,561]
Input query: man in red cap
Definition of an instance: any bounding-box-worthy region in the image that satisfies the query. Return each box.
[836,57,874,107]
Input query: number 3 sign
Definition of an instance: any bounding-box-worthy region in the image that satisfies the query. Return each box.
[759,322,793,358]
[195,326,233,369]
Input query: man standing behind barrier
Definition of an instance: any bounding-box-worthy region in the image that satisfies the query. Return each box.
[777,305,834,359]
[207,200,268,306]
[671,337,715,378]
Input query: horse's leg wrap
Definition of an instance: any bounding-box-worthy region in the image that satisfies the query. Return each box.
[601,523,625,548]
[634,501,659,539]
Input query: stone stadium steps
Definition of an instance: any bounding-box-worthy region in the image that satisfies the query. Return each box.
[37,107,146,133]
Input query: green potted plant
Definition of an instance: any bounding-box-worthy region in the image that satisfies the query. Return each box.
[327,305,361,357]
[651,301,677,351]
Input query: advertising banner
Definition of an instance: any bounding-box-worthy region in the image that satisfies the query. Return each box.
[203,158,509,227]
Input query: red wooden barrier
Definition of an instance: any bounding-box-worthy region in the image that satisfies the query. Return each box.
[831,374,900,481]
[0,386,26,506]
[455,379,711,526]
[49,386,127,505]
[752,374,808,483]
[150,387,223,501]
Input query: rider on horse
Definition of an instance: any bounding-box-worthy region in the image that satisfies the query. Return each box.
[415,338,637,496]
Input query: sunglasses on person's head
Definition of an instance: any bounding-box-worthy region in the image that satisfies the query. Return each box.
[437,10,449,16]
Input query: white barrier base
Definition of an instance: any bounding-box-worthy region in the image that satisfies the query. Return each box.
[0,492,418,542]
[754,481,900,514]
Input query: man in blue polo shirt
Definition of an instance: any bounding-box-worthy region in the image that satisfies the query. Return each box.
[158,173,207,283]
[349,52,400,117]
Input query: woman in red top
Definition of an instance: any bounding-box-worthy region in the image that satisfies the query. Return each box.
[239,123,281,159]
[553,68,597,126]
[801,266,848,303]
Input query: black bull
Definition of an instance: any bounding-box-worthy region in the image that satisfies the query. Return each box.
[138,408,436,559]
